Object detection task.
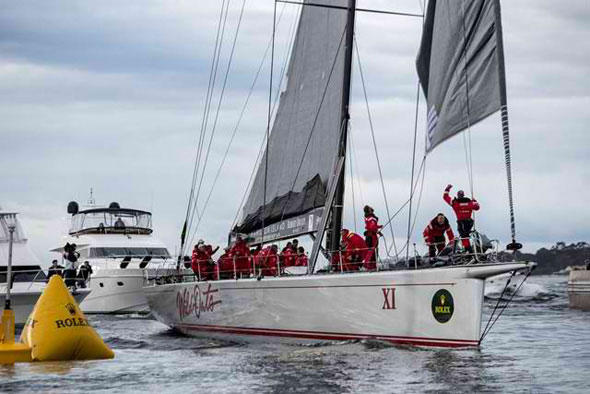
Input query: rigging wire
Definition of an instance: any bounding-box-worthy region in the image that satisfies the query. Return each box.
[353,37,398,258]
[347,125,357,232]
[230,4,299,230]
[187,2,297,249]
[405,80,421,261]
[262,0,278,244]
[349,128,365,204]
[187,0,247,248]
[180,0,229,257]
[459,0,475,199]
[386,156,427,258]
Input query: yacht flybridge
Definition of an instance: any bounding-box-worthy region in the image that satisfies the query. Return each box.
[53,201,176,314]
[145,0,534,347]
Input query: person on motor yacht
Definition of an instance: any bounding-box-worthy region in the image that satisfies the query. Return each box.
[114,217,125,229]
[48,259,64,278]
[78,261,93,288]
[63,243,80,289]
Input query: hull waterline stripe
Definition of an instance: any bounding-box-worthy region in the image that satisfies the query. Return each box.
[176,323,478,347]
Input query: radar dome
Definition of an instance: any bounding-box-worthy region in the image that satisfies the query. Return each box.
[67,201,79,215]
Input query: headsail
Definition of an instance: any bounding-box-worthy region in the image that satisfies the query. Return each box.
[236,0,349,237]
[417,0,503,152]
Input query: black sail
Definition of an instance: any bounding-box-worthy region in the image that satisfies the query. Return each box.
[236,0,348,236]
[416,0,503,153]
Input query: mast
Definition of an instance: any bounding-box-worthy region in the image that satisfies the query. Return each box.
[327,0,356,255]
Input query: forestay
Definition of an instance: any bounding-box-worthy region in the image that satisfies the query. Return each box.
[236,0,348,236]
[416,0,503,152]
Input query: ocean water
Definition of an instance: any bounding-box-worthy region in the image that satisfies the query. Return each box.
[1,275,589,393]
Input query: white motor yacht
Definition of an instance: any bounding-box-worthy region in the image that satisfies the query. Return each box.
[52,201,176,314]
[1,209,89,325]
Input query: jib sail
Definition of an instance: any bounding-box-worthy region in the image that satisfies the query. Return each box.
[416,0,505,152]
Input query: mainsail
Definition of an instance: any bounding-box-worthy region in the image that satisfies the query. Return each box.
[416,0,504,152]
[236,0,349,236]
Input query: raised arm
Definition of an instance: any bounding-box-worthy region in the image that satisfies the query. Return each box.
[443,184,453,206]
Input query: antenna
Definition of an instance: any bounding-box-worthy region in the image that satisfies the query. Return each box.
[88,188,96,206]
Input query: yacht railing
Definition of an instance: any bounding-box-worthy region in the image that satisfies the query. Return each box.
[144,232,506,285]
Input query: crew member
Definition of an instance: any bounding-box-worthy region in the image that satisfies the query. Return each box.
[48,259,64,278]
[444,184,480,253]
[231,235,251,278]
[340,229,367,271]
[363,205,382,270]
[291,239,299,253]
[191,241,210,280]
[423,213,455,257]
[280,243,296,270]
[296,247,308,267]
[217,247,234,279]
[258,244,279,277]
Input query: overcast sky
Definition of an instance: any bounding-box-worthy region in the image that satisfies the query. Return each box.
[1,0,589,264]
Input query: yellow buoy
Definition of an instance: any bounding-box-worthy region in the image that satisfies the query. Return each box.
[20,276,114,361]
[0,309,32,364]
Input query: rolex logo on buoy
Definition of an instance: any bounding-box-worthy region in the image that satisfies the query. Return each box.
[65,303,76,316]
[431,289,454,323]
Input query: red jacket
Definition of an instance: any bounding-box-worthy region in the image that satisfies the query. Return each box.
[191,248,209,276]
[443,191,480,220]
[364,214,382,234]
[423,217,455,243]
[296,253,308,267]
[280,248,296,268]
[342,232,367,255]
[257,247,278,276]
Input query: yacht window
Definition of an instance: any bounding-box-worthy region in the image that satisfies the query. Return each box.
[0,266,47,283]
[88,247,170,258]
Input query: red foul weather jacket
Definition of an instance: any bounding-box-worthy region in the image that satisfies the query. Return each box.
[443,191,480,220]
[364,214,382,234]
[342,232,367,257]
[422,217,455,243]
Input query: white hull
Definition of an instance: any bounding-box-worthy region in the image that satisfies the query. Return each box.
[0,283,90,325]
[145,262,532,348]
[82,268,178,314]
[568,270,590,310]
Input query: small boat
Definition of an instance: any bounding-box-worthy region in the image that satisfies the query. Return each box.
[51,199,176,314]
[567,263,590,310]
[0,210,89,325]
[145,0,534,347]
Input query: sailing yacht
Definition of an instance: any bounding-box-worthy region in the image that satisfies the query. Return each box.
[145,0,534,347]
[0,209,89,325]
[52,200,176,313]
